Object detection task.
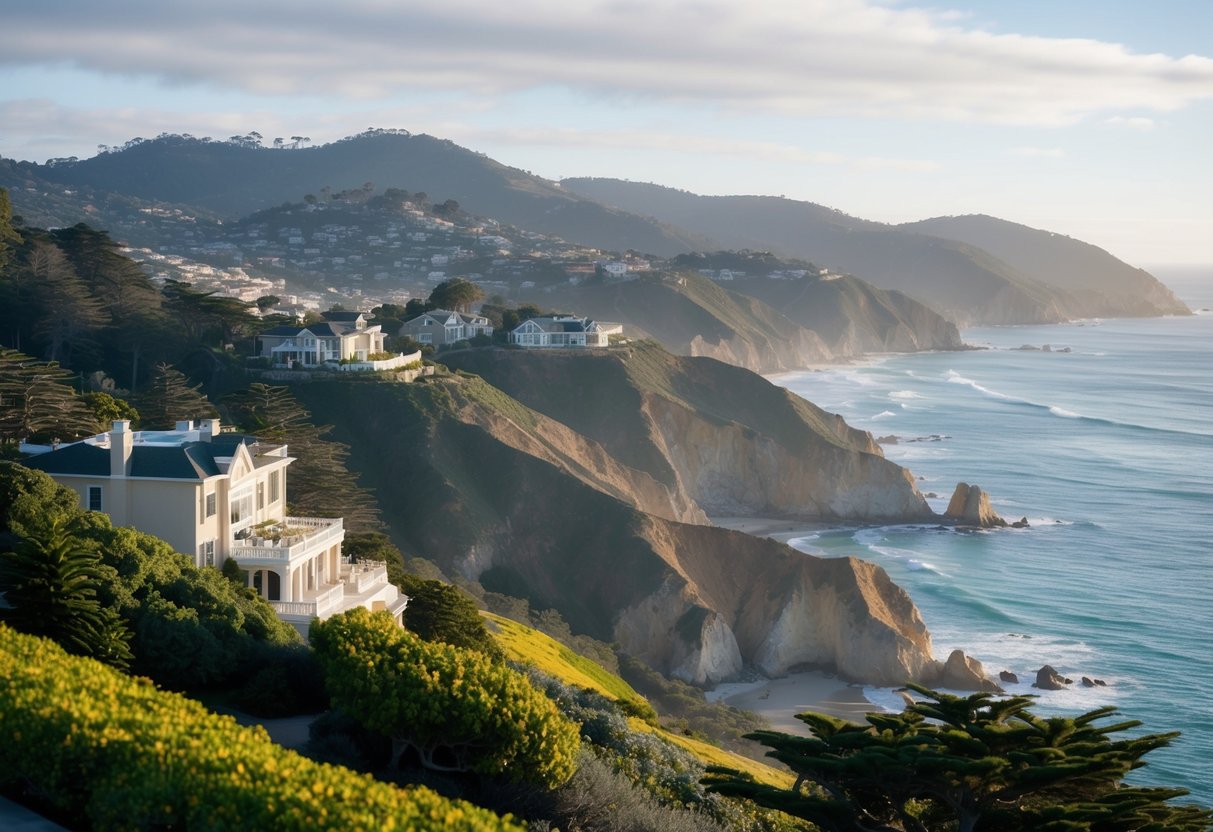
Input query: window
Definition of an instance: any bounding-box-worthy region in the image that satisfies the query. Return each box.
[257,481,265,510]
[205,492,216,518]
[198,539,215,568]
[87,486,102,512]
[269,471,280,504]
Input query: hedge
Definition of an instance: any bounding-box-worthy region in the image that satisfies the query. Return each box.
[0,624,521,831]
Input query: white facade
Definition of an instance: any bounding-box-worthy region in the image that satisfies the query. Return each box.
[510,316,623,348]
[26,419,406,636]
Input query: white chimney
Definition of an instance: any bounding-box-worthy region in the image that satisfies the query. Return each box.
[110,420,133,477]
[200,418,220,441]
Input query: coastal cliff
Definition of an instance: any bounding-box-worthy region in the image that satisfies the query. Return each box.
[444,343,934,523]
[295,368,944,685]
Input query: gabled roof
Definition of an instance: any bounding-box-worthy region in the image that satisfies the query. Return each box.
[321,311,367,323]
[402,309,489,326]
[514,316,592,333]
[23,442,109,476]
[258,322,351,338]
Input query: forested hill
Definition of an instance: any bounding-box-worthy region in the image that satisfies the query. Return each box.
[8,132,716,256]
[561,177,1189,325]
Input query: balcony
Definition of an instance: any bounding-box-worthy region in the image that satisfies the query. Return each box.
[230,516,344,565]
[341,559,389,595]
[270,582,346,620]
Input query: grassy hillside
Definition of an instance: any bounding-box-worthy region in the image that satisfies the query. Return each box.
[483,612,793,789]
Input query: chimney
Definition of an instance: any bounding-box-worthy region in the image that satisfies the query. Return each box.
[175,420,194,432]
[200,418,220,442]
[110,420,133,477]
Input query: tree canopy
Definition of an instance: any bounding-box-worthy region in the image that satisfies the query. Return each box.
[705,684,1212,832]
[428,278,484,313]
[311,607,580,789]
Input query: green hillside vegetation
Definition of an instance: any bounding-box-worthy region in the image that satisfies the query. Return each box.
[7,132,715,256]
[0,624,519,831]
[484,611,794,790]
[484,611,652,717]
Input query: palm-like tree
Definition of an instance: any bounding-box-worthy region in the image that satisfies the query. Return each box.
[0,516,132,669]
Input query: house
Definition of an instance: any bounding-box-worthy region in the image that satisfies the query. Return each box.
[256,310,416,371]
[510,316,623,348]
[24,419,406,636]
[399,309,493,348]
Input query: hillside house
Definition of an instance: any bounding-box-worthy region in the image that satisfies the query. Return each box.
[399,309,493,347]
[257,310,413,371]
[510,316,623,348]
[23,419,406,636]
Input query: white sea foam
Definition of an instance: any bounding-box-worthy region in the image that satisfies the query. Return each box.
[1049,406,1081,418]
[871,410,898,420]
[889,390,924,400]
[945,370,1016,400]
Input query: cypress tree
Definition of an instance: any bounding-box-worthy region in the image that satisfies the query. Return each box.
[705,684,1212,832]
[134,362,217,429]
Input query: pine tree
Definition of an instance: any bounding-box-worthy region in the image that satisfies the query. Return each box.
[705,684,1212,832]
[225,383,381,532]
[134,362,217,429]
[0,348,100,445]
[0,514,133,670]
[27,239,109,366]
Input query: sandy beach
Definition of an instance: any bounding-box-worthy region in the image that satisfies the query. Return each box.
[708,671,881,732]
[711,516,824,545]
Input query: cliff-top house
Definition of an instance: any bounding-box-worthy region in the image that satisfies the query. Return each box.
[509,315,623,348]
[398,309,493,348]
[23,418,406,636]
[257,310,416,371]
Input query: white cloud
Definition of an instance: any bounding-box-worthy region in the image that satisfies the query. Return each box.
[1,1,1211,127]
[1010,146,1066,158]
[1104,116,1157,130]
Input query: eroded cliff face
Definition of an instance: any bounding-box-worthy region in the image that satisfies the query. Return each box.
[642,394,930,522]
[446,346,934,524]
[297,369,943,687]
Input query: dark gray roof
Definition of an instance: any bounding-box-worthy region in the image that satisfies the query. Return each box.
[25,441,225,480]
[23,443,109,476]
[258,322,349,338]
[322,311,366,322]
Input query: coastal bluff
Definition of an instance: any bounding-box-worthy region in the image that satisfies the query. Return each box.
[295,357,955,687]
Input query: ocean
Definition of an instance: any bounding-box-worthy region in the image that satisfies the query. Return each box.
[770,272,1213,803]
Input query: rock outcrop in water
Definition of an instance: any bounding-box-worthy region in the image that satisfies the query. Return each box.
[944,482,1007,528]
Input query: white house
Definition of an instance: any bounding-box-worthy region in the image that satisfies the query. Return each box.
[24,419,406,636]
[257,310,416,372]
[510,316,623,348]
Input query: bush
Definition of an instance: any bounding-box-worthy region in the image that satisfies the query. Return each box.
[0,624,521,831]
[312,608,580,789]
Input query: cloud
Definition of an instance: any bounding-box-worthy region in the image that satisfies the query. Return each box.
[1,0,1211,127]
[1104,116,1157,130]
[1010,146,1066,158]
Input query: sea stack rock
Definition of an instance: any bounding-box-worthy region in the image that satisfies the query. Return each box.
[925,649,1003,692]
[944,483,1008,528]
[1033,665,1070,690]
[999,670,1019,684]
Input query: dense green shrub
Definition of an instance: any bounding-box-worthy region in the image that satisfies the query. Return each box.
[399,575,503,659]
[0,624,521,831]
[311,608,580,789]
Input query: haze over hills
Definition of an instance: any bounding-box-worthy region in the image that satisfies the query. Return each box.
[1,132,1189,334]
[562,177,1190,325]
[4,132,716,256]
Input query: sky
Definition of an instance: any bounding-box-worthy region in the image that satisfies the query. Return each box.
[2,0,1211,267]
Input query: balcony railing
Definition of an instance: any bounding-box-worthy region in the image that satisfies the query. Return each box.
[270,582,346,619]
[230,516,344,562]
[341,560,389,595]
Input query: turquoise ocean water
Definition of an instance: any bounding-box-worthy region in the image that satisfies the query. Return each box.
[770,274,1213,802]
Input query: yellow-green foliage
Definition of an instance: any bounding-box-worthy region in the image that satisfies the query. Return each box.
[484,612,655,720]
[484,612,792,789]
[628,718,794,790]
[312,608,580,789]
[0,624,520,831]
